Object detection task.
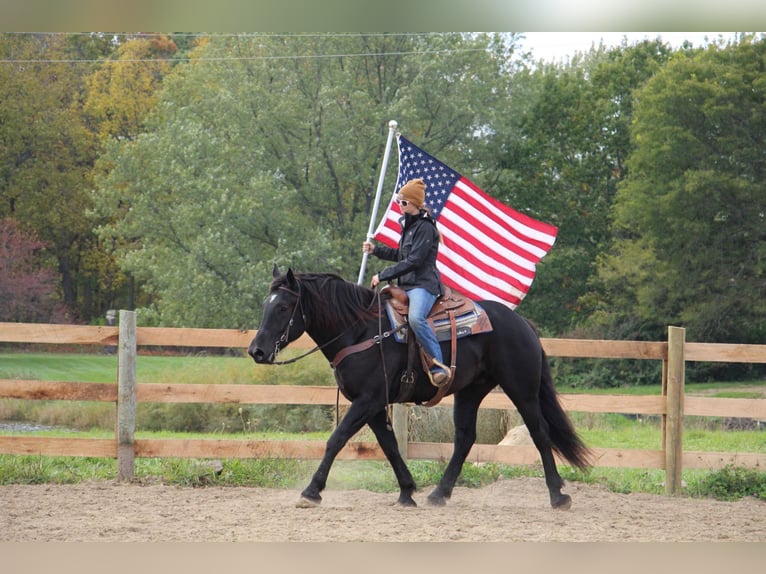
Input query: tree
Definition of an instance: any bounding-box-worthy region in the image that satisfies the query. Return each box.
[0,34,178,321]
[82,34,177,141]
[0,33,148,321]
[93,33,516,327]
[82,34,180,313]
[0,33,100,320]
[483,40,673,334]
[0,218,68,322]
[592,37,766,345]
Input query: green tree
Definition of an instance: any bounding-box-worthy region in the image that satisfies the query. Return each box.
[483,40,673,334]
[593,37,766,345]
[94,33,516,327]
[82,34,179,312]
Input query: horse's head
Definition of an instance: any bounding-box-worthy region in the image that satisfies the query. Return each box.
[248,265,307,364]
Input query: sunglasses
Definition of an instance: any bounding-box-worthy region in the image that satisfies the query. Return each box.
[396,199,410,207]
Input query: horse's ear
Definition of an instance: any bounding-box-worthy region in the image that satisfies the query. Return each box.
[272,263,280,279]
[285,267,297,287]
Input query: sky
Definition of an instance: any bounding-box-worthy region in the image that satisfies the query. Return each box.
[518,32,743,63]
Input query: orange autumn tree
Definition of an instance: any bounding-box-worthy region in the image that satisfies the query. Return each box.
[83,34,177,141]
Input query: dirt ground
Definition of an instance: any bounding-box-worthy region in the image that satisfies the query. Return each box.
[2,477,763,542]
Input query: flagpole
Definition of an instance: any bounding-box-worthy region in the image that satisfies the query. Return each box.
[357,119,397,285]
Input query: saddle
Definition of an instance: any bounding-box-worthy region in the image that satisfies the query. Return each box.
[380,284,493,406]
[381,284,493,343]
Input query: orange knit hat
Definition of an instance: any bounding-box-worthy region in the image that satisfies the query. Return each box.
[397,178,426,208]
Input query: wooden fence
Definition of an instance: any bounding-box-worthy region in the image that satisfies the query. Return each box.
[1,312,765,495]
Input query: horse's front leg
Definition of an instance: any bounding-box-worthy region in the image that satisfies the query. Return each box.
[298,400,373,507]
[366,409,417,507]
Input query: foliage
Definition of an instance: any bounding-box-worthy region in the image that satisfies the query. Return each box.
[484,40,673,333]
[0,34,104,320]
[0,33,179,320]
[0,218,69,322]
[3,32,766,384]
[590,38,766,348]
[82,35,177,141]
[136,403,334,434]
[693,465,766,501]
[550,356,662,389]
[92,33,518,327]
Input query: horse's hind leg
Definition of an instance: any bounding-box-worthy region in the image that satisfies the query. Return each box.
[367,409,417,507]
[427,386,488,506]
[298,400,372,506]
[515,398,571,510]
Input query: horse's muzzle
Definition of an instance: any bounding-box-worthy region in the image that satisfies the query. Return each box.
[247,342,273,364]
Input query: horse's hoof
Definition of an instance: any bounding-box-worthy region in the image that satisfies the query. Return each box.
[426,495,447,507]
[551,494,572,511]
[397,496,417,508]
[296,495,321,508]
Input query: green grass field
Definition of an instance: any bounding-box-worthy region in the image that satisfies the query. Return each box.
[0,349,338,386]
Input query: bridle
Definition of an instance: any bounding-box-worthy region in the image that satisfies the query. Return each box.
[268,281,351,366]
[268,283,326,365]
[270,285,304,361]
[267,280,402,368]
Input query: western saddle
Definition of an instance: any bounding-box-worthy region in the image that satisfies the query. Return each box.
[380,284,493,406]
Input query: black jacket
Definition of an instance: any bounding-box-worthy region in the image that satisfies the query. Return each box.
[374,210,441,296]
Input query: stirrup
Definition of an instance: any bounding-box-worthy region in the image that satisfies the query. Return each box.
[428,359,451,388]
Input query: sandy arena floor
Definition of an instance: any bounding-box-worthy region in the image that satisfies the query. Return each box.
[2,476,763,542]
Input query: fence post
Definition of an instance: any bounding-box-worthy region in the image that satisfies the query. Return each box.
[392,403,408,461]
[664,326,685,495]
[117,310,137,481]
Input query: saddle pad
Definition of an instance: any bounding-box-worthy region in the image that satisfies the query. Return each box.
[385,302,492,344]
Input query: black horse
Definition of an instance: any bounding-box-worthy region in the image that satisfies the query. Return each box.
[248,266,591,509]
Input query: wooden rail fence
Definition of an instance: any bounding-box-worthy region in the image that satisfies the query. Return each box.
[1,312,765,495]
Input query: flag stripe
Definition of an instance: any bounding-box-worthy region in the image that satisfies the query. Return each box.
[453,179,556,259]
[439,190,539,277]
[373,135,557,309]
[439,230,532,292]
[438,262,524,307]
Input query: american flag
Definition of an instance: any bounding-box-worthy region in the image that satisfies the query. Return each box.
[373,134,558,309]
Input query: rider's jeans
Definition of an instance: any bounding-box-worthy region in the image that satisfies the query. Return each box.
[406,287,444,369]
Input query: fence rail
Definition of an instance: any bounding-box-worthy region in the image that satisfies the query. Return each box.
[1,315,765,495]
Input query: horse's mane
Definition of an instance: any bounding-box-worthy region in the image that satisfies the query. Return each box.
[271,272,382,332]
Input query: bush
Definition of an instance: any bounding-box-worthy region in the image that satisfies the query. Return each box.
[550,356,662,389]
[694,466,766,501]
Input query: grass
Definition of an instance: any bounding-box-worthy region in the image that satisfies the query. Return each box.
[1,350,764,500]
[2,451,761,501]
[0,349,334,385]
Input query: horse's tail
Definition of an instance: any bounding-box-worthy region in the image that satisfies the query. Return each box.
[539,349,592,471]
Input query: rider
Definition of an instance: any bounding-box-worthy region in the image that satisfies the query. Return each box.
[362,178,451,386]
